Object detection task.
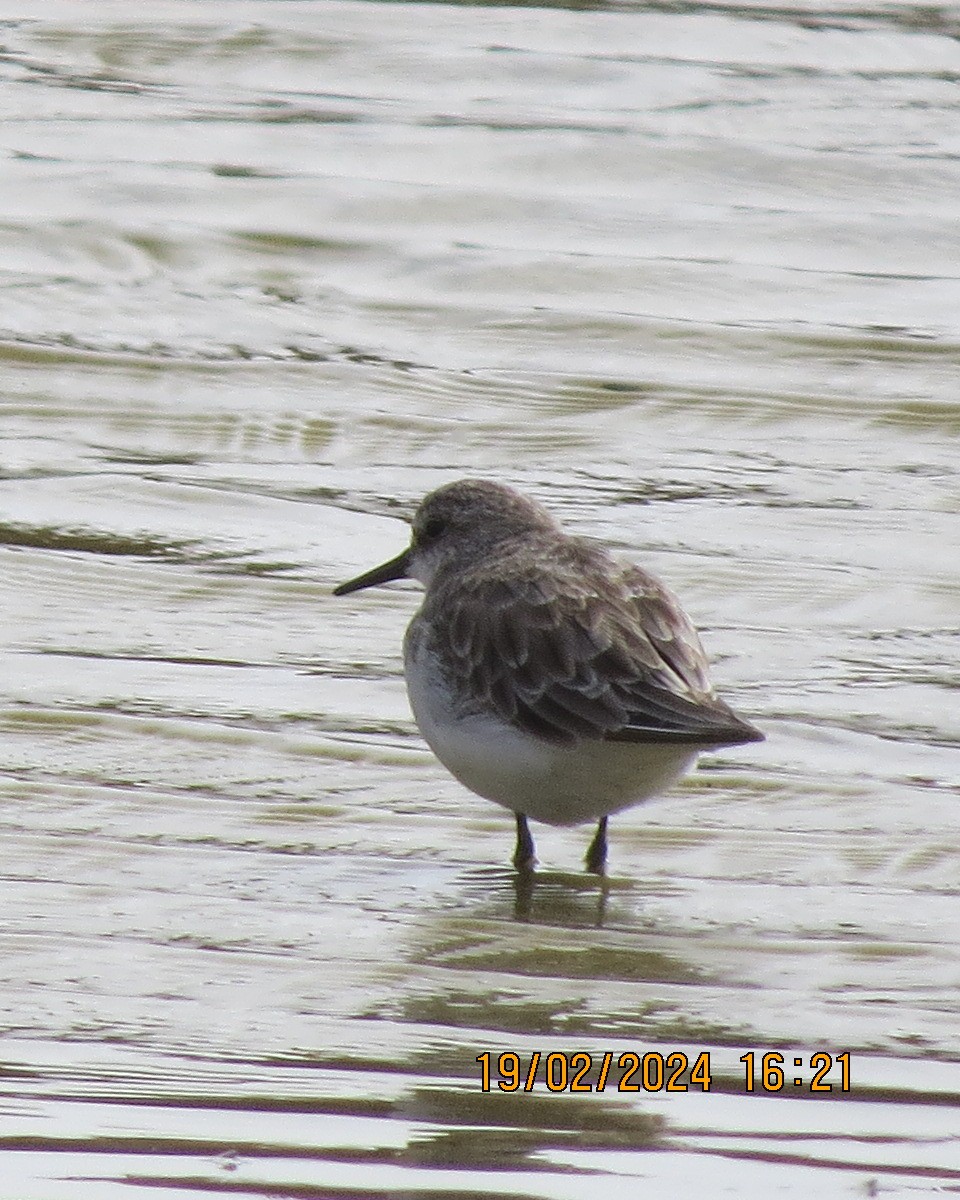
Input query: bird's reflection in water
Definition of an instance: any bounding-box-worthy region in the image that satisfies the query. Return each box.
[461,866,628,928]
[512,869,614,926]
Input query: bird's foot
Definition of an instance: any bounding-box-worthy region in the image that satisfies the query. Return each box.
[584,816,608,875]
[513,813,537,873]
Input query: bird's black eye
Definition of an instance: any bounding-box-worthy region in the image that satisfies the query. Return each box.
[419,515,446,543]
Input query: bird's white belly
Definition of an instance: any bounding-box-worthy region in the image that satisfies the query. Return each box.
[405,646,698,827]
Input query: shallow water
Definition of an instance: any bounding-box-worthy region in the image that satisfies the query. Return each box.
[0,1,958,1196]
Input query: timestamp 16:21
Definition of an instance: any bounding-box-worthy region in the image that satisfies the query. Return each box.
[742,1051,851,1092]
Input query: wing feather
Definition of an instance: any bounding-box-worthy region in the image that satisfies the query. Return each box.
[426,535,762,748]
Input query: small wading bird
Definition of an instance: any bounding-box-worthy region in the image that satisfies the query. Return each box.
[334,479,763,873]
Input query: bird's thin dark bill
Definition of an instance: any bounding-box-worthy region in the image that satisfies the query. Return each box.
[333,549,411,596]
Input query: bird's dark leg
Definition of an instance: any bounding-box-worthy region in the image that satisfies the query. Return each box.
[585,816,608,875]
[513,813,536,872]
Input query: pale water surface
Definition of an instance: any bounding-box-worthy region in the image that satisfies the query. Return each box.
[0,1,958,1197]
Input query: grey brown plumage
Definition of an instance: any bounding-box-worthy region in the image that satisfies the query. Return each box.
[422,535,761,749]
[335,478,763,873]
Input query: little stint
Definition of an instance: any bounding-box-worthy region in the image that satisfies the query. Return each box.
[335,479,763,873]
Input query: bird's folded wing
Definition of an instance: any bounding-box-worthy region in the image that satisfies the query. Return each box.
[430,555,762,747]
